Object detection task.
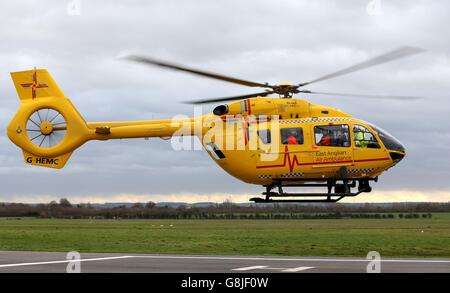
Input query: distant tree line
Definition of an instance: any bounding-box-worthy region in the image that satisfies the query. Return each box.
[0,198,448,219]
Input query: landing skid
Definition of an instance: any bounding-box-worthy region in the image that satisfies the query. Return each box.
[250,178,376,203]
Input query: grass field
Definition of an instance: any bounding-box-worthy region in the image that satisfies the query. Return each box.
[0,216,449,257]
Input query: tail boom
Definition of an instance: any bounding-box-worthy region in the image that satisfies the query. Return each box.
[8,68,199,169]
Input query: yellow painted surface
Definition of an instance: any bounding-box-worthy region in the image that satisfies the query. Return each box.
[8,69,400,186]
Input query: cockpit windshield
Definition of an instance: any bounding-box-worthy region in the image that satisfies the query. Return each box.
[367,123,405,152]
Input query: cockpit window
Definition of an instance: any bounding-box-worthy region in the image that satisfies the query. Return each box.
[367,123,405,152]
[353,125,380,149]
[314,125,350,147]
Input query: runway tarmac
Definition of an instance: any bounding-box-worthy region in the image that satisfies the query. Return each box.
[0,251,448,273]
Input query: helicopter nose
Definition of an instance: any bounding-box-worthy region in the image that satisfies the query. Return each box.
[388,138,406,164]
[389,150,405,164]
[368,123,406,164]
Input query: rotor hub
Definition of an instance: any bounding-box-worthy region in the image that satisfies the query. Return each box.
[39,121,53,135]
[272,83,300,98]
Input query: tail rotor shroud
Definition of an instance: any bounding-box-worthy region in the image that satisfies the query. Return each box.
[26,108,67,149]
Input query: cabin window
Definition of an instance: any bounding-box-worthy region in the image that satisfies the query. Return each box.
[257,129,271,144]
[353,125,380,149]
[240,100,248,113]
[205,142,226,160]
[281,127,304,145]
[314,125,350,147]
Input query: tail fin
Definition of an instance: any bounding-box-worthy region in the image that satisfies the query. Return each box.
[8,69,90,169]
[11,69,66,102]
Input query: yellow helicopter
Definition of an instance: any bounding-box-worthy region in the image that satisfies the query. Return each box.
[7,47,423,203]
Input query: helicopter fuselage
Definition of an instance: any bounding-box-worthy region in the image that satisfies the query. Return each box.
[8,69,407,202]
[200,97,405,186]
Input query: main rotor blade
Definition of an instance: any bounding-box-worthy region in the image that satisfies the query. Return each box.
[184,91,275,104]
[125,55,271,88]
[299,90,422,100]
[299,46,425,87]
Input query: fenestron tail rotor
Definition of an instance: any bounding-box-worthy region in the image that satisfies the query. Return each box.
[26,108,67,148]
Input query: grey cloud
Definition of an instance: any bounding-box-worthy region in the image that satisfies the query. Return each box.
[0,0,449,202]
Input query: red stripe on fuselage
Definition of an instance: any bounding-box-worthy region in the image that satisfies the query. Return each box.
[256,146,390,172]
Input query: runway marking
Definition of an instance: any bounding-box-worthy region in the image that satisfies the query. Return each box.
[0,256,133,268]
[232,265,315,272]
[232,265,268,271]
[134,255,450,264]
[282,266,315,272]
[0,254,449,269]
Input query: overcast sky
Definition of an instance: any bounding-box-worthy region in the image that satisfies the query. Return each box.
[0,0,449,203]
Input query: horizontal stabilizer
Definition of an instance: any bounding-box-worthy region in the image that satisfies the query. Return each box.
[22,151,73,169]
